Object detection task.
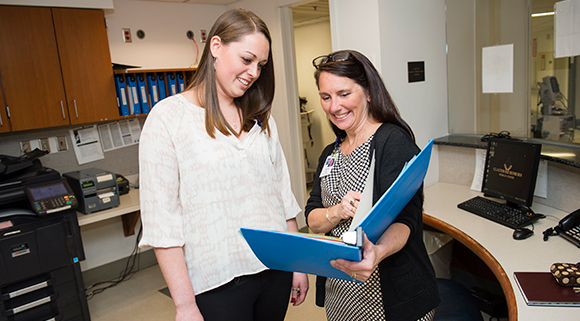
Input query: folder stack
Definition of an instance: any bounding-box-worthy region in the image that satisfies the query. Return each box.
[114,74,129,116]
[136,73,150,114]
[126,74,141,115]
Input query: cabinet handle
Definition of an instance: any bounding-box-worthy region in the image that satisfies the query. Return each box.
[73,99,78,119]
[6,280,50,299]
[60,101,66,120]
[0,110,3,127]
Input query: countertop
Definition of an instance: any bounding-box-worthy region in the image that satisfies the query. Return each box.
[433,135,580,169]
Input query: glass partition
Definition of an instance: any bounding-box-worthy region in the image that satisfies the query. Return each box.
[447,0,579,144]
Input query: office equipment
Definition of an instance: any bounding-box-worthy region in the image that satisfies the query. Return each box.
[514,271,580,306]
[458,196,539,229]
[166,72,177,96]
[177,72,186,92]
[241,140,433,280]
[157,73,167,100]
[63,168,120,214]
[147,73,160,108]
[136,73,150,113]
[458,138,542,229]
[0,152,89,320]
[554,209,580,248]
[116,174,130,195]
[126,74,141,115]
[512,227,533,240]
[25,178,78,216]
[114,74,130,116]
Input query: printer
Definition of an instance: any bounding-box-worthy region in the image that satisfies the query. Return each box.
[0,149,90,320]
[63,168,120,214]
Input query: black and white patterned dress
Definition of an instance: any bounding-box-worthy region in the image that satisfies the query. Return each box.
[320,135,435,321]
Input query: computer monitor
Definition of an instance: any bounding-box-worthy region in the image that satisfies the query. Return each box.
[481,138,542,208]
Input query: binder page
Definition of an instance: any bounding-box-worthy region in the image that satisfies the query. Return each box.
[348,155,375,232]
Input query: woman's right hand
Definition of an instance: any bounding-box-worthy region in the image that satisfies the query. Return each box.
[333,191,362,221]
[176,304,204,321]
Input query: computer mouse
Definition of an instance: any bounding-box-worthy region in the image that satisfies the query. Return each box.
[513,228,534,240]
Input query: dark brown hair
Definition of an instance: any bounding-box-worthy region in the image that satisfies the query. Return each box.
[187,8,274,137]
[314,50,414,142]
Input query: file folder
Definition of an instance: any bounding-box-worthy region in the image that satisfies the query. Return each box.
[177,72,186,93]
[147,74,160,108]
[114,75,129,116]
[167,72,177,96]
[136,74,150,113]
[241,140,433,281]
[157,74,167,100]
[126,74,141,115]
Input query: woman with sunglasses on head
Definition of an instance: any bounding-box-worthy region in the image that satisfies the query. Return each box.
[138,8,308,321]
[305,50,440,321]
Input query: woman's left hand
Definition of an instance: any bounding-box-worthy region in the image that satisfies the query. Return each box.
[330,233,378,282]
[290,272,309,306]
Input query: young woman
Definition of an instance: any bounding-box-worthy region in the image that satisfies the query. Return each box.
[139,8,308,321]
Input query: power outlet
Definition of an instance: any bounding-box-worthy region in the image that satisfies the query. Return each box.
[57,136,68,151]
[20,140,31,154]
[200,29,207,43]
[40,138,50,152]
[122,28,132,43]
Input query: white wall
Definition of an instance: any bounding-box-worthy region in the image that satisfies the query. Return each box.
[294,21,335,171]
[330,0,448,185]
[106,0,225,68]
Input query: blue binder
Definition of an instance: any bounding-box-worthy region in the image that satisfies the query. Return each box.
[126,74,141,115]
[167,73,177,96]
[241,140,434,281]
[147,74,160,108]
[157,74,167,100]
[114,75,129,116]
[177,72,186,93]
[136,74,150,113]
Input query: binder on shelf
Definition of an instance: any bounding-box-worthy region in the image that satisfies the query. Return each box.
[126,74,141,115]
[241,140,434,281]
[157,74,167,100]
[147,74,160,108]
[136,73,150,114]
[167,72,177,96]
[177,72,186,93]
[114,74,129,116]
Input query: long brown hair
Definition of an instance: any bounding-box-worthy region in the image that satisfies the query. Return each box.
[313,50,415,142]
[187,8,274,137]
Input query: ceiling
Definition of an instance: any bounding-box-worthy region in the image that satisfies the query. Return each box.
[136,0,330,27]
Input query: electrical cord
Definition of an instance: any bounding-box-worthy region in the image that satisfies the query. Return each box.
[481,130,512,142]
[85,225,143,300]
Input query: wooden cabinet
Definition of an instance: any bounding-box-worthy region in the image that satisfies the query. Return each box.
[0,6,120,132]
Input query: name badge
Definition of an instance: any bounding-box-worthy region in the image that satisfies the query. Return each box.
[320,154,338,177]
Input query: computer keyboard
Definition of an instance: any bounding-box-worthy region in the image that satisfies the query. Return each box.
[457,196,540,229]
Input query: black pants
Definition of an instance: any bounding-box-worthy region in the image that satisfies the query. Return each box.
[196,269,292,321]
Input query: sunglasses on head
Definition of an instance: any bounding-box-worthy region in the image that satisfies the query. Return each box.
[312,52,353,69]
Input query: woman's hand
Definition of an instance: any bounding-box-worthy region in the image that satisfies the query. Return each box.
[290,272,309,306]
[330,233,377,282]
[333,191,363,222]
[330,223,410,282]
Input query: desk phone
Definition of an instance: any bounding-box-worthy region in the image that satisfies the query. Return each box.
[24,179,78,215]
[554,209,580,248]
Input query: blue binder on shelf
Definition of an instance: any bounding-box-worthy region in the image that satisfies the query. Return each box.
[136,74,150,113]
[177,72,186,93]
[241,140,433,281]
[126,74,141,115]
[167,72,177,96]
[147,74,160,108]
[114,75,129,116]
[157,74,167,100]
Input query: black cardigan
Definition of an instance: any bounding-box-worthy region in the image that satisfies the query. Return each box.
[305,123,440,321]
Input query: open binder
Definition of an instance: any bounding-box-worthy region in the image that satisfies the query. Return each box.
[241,140,433,281]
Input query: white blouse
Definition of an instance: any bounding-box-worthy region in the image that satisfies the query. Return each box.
[138,94,301,294]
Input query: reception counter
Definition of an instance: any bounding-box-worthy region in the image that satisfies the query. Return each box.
[424,182,579,320]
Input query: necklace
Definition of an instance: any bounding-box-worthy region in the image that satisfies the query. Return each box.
[223,109,241,130]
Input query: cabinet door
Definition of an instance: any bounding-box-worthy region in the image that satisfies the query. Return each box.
[0,6,70,131]
[0,78,10,133]
[52,8,120,125]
